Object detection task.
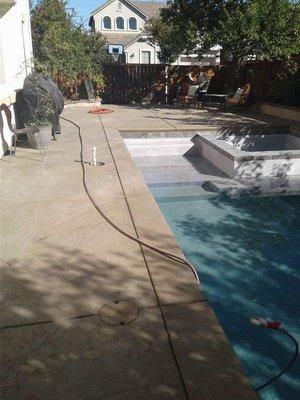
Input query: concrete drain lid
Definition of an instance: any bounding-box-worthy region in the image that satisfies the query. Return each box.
[99,300,140,326]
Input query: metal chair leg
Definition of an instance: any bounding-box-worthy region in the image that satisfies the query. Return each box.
[9,135,13,160]
[35,132,45,163]
[13,134,17,156]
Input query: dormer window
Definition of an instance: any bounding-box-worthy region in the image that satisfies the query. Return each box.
[116,16,124,30]
[129,17,137,30]
[103,16,111,29]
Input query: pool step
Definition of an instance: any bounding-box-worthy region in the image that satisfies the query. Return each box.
[141,170,203,185]
[151,183,219,203]
[133,155,192,168]
[124,138,193,156]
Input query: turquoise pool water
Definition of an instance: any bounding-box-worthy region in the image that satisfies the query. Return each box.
[153,188,300,399]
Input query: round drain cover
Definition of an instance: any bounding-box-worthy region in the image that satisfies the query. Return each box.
[99,300,140,326]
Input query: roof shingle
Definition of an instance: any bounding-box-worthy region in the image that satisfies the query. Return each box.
[132,1,167,18]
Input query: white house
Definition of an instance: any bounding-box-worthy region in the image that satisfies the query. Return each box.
[89,0,220,65]
[0,0,33,156]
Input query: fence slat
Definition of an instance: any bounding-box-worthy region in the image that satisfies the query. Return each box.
[102,61,299,105]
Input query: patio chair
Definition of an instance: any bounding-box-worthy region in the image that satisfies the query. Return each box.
[176,84,199,108]
[201,83,251,110]
[0,103,45,162]
[196,79,211,107]
[225,84,251,107]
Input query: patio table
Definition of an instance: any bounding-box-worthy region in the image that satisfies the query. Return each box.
[202,93,228,110]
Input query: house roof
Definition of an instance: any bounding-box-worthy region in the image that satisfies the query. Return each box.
[90,0,147,18]
[103,33,140,48]
[90,0,166,19]
[103,32,153,49]
[131,1,166,18]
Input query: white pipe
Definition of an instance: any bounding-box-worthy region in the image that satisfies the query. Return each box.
[92,146,97,166]
[165,65,168,104]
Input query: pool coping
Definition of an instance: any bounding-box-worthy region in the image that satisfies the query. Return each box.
[192,132,300,161]
[120,121,289,138]
[105,127,258,400]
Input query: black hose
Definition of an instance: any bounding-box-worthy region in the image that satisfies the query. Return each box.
[62,114,299,396]
[254,330,299,391]
[60,114,195,400]
[60,115,200,284]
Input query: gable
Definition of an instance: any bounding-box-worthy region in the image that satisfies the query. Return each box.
[90,0,148,33]
[91,0,147,19]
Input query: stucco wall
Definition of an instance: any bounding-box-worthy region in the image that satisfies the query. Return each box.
[125,40,160,64]
[0,0,33,156]
[92,0,145,34]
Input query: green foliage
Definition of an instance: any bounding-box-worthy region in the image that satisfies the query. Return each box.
[251,0,300,62]
[149,0,300,67]
[269,70,300,106]
[31,0,110,96]
[146,17,185,63]
[147,1,223,62]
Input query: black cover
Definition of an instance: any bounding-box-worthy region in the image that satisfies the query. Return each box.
[22,74,64,134]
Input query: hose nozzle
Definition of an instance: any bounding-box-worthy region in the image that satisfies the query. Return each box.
[250,316,268,328]
[249,316,286,331]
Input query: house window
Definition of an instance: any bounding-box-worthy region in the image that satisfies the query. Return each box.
[116,16,124,29]
[129,17,137,30]
[141,51,151,64]
[103,16,111,29]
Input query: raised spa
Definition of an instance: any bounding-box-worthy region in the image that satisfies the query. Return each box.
[225,133,300,152]
[192,132,300,178]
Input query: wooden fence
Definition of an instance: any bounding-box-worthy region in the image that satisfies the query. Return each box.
[102,64,222,104]
[101,61,299,105]
[102,64,165,104]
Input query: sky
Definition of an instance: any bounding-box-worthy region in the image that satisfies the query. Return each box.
[64,0,164,25]
[32,0,165,26]
[67,0,104,23]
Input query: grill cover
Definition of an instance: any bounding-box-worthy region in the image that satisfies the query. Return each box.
[22,74,64,133]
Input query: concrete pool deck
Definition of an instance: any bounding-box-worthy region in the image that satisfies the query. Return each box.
[1,104,290,399]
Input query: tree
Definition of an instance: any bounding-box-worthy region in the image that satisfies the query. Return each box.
[147,0,224,63]
[251,0,300,62]
[31,0,110,97]
[148,0,300,69]
[146,17,186,64]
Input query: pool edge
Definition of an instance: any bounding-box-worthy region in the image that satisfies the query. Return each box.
[105,127,258,400]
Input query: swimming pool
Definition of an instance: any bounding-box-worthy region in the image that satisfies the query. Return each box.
[153,189,300,400]
[125,136,300,399]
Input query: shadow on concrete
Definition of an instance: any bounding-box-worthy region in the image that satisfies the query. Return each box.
[132,106,290,134]
[0,234,255,399]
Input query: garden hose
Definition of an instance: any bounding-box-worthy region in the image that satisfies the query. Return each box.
[60,114,200,400]
[60,116,200,284]
[61,115,298,396]
[250,317,298,391]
